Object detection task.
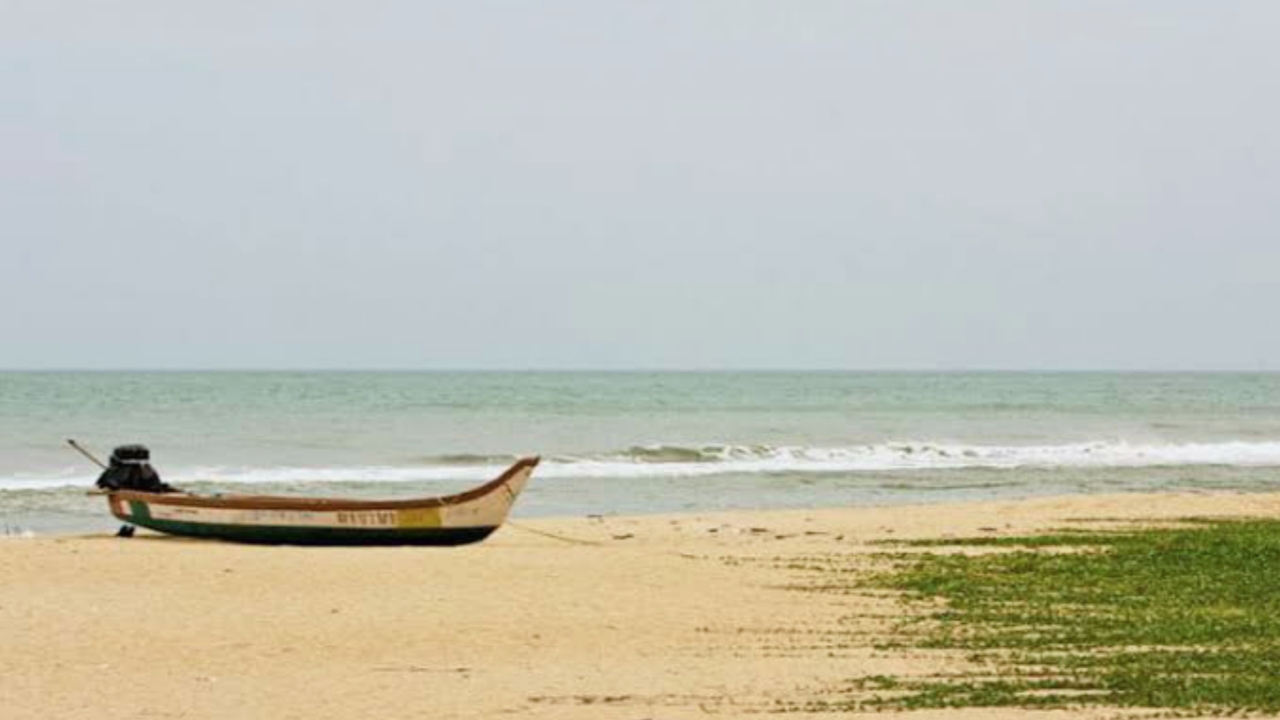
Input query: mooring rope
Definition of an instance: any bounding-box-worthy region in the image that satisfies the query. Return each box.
[503,520,604,546]
[503,520,708,563]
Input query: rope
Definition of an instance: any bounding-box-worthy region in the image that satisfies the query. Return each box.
[504,520,707,561]
[504,520,604,546]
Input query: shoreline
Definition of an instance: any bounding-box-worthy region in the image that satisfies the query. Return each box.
[11,476,1280,540]
[4,491,1280,719]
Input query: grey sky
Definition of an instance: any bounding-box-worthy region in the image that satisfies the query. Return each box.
[3,2,1277,370]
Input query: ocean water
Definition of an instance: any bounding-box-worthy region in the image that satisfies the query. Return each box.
[2,371,1279,534]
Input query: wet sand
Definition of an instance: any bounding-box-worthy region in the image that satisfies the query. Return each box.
[4,491,1280,720]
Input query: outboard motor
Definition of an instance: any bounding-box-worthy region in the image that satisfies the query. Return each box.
[95,445,177,493]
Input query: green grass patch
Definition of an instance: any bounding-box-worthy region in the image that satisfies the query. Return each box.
[843,519,1280,712]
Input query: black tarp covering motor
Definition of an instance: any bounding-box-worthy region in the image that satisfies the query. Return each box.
[95,445,178,493]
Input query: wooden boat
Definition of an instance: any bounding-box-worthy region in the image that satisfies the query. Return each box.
[102,457,540,546]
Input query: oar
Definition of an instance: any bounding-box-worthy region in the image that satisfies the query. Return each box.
[66,438,107,470]
[67,438,110,496]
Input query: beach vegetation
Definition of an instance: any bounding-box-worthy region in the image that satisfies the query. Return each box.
[807,519,1280,713]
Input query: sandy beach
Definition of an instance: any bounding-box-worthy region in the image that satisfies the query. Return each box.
[5,491,1280,720]
[7,0,1277,713]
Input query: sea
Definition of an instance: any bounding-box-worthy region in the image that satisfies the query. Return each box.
[2,371,1279,535]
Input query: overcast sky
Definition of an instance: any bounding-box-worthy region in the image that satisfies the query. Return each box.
[2,2,1277,370]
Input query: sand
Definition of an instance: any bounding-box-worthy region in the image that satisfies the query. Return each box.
[5,491,1280,720]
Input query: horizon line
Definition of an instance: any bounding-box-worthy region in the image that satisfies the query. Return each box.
[0,367,1276,374]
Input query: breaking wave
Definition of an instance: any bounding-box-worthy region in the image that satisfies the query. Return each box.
[6,440,1280,491]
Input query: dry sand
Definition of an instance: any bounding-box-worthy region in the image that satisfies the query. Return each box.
[4,491,1280,720]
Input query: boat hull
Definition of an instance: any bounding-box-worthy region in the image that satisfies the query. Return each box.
[104,457,538,546]
[118,516,499,546]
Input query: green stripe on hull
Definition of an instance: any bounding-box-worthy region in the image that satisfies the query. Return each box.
[130,518,498,546]
[129,500,152,522]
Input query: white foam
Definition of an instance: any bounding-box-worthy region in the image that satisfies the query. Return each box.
[0,474,98,491]
[559,440,1280,477]
[5,439,1280,491]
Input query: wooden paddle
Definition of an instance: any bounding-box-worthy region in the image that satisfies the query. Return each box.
[66,438,107,470]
